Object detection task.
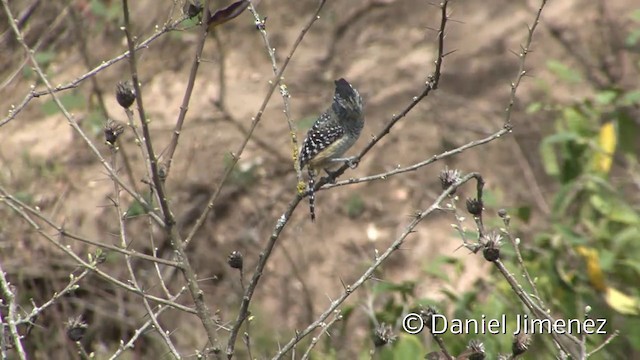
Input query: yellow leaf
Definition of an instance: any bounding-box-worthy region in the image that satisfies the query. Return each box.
[593,121,616,174]
[576,246,607,292]
[605,287,640,315]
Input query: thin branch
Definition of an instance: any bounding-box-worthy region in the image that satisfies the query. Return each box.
[16,269,90,329]
[248,3,302,184]
[300,310,342,360]
[0,187,179,267]
[108,287,189,360]
[0,264,27,360]
[121,0,221,350]
[109,150,181,358]
[1,197,196,314]
[503,0,547,128]
[0,0,164,227]
[227,1,447,357]
[161,0,212,177]
[493,259,582,358]
[587,330,619,357]
[273,173,480,359]
[312,0,449,192]
[0,14,189,127]
[184,0,327,250]
[322,128,509,190]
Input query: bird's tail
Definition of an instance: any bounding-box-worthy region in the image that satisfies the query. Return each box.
[307,168,316,222]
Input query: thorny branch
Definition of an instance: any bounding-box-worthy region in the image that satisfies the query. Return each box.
[0,0,165,227]
[0,14,189,127]
[183,0,328,251]
[121,0,220,351]
[273,173,482,359]
[225,1,450,358]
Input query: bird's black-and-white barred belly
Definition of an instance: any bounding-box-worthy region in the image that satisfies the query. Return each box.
[299,78,364,221]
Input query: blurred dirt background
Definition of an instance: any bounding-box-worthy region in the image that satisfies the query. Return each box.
[0,0,637,358]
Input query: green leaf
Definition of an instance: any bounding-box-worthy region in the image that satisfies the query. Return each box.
[626,29,640,46]
[617,111,639,155]
[125,199,147,218]
[589,194,640,225]
[526,101,543,114]
[540,139,560,176]
[595,90,618,105]
[547,60,583,83]
[515,205,532,223]
[621,90,640,106]
[379,334,425,360]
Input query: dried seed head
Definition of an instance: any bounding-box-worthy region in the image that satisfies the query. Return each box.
[439,167,461,193]
[419,306,440,331]
[512,332,531,356]
[497,208,508,218]
[466,339,486,360]
[482,232,502,262]
[184,0,203,18]
[116,81,136,108]
[104,119,125,146]
[466,198,483,216]
[227,251,243,270]
[66,316,88,342]
[425,352,449,360]
[372,322,396,347]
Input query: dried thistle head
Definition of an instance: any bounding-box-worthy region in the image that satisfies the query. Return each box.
[466,198,483,216]
[439,167,461,193]
[512,332,532,356]
[419,305,440,331]
[482,231,503,262]
[457,339,485,360]
[116,81,136,109]
[183,0,203,18]
[66,316,88,342]
[372,322,396,347]
[227,251,243,270]
[104,119,125,146]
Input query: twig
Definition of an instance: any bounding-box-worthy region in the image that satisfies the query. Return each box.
[121,0,220,351]
[322,128,509,190]
[161,0,212,178]
[184,0,327,250]
[503,0,547,128]
[109,150,181,358]
[300,310,342,360]
[108,287,189,360]
[248,3,302,183]
[17,268,89,332]
[0,264,27,360]
[587,330,619,357]
[312,0,449,193]
[0,14,189,127]
[0,0,164,227]
[0,197,195,314]
[493,259,582,358]
[226,1,446,357]
[272,173,480,359]
[0,187,179,267]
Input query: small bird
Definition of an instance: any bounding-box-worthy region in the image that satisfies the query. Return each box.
[299,78,364,221]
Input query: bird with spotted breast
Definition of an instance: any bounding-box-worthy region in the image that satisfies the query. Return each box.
[299,78,364,221]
